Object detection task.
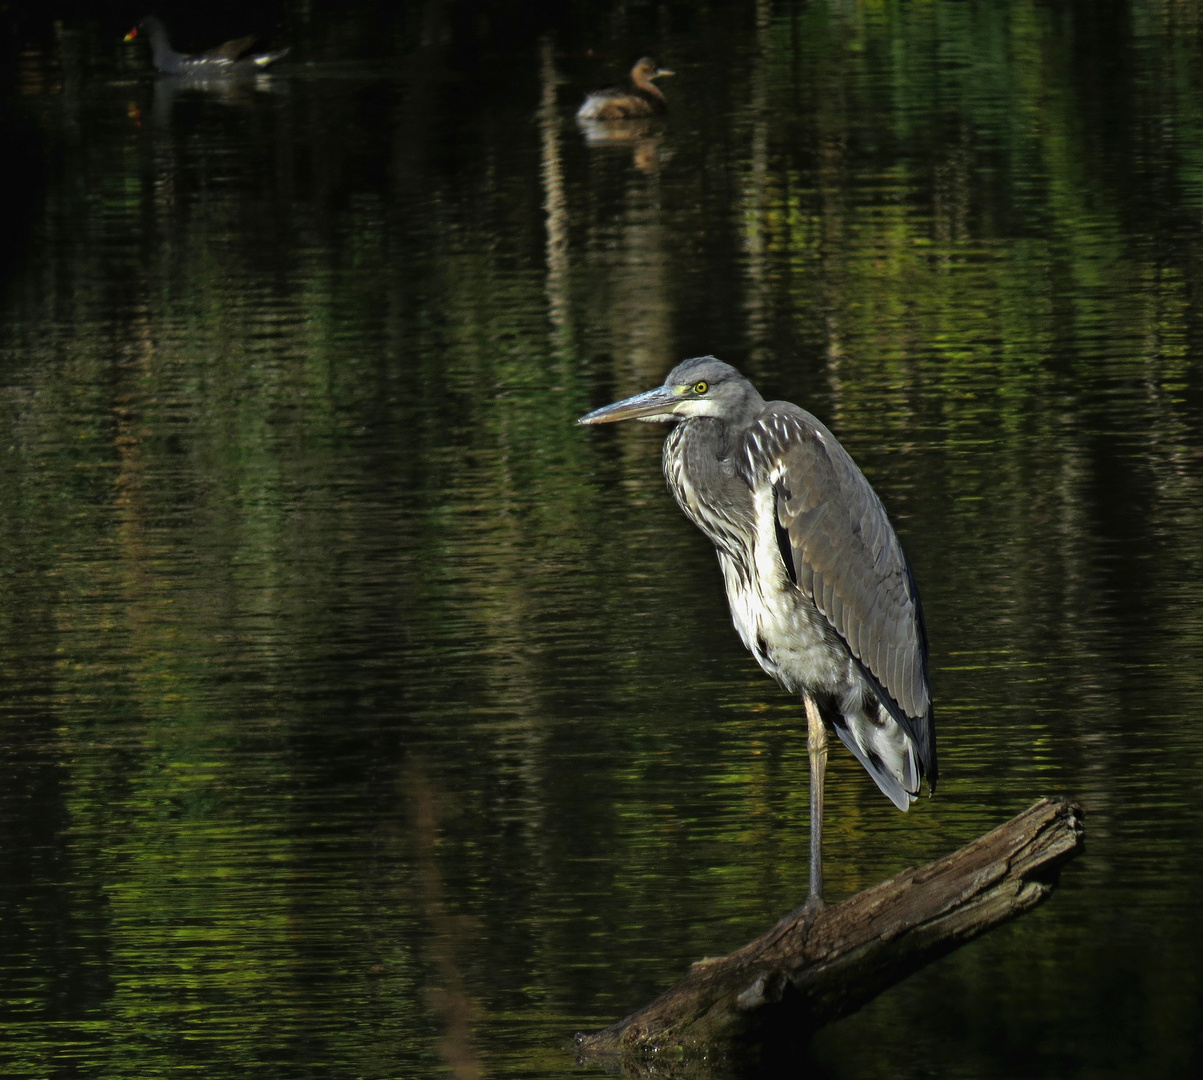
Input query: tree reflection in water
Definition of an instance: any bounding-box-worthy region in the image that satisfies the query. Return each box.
[0,2,1201,1078]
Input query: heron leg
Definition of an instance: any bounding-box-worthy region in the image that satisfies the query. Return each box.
[766,694,829,938]
[805,691,828,909]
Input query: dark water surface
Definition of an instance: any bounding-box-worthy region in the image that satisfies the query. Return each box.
[2,2,1203,1077]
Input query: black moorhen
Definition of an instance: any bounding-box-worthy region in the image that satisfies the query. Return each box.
[123,16,289,75]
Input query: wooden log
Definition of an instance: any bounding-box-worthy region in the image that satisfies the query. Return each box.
[578,796,1083,1063]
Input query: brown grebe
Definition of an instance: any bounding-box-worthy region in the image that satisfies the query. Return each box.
[577,57,674,120]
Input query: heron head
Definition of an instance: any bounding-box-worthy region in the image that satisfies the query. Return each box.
[578,356,765,426]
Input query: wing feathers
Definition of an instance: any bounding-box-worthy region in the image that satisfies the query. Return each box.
[744,403,934,777]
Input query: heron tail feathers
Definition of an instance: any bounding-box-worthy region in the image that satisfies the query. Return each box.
[829,698,921,812]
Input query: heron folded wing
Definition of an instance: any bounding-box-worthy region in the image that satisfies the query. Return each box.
[747,405,932,745]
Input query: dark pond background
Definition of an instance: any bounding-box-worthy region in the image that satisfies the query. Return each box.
[2,1,1202,1076]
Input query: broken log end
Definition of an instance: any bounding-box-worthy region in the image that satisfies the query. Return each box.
[577,796,1083,1062]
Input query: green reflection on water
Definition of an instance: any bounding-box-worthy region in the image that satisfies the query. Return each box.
[1,2,1203,1078]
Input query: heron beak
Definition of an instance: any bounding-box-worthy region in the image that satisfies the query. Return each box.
[578,385,681,425]
[654,68,675,78]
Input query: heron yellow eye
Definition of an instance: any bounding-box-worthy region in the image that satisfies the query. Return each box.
[694,381,709,394]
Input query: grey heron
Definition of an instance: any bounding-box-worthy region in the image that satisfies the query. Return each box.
[579,356,936,908]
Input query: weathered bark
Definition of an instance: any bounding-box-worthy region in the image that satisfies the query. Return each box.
[578,796,1083,1063]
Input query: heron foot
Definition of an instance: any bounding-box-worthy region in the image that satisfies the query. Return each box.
[769,893,825,943]
[793,893,825,922]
